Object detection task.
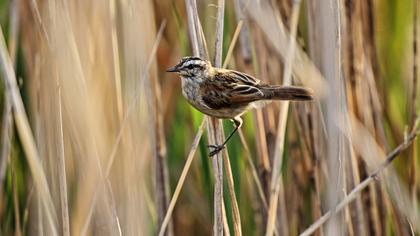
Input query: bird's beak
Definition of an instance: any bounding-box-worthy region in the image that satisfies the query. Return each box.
[166,66,179,73]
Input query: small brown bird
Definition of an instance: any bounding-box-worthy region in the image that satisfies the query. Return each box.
[167,56,313,156]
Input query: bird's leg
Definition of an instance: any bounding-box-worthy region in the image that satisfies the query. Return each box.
[208,117,243,157]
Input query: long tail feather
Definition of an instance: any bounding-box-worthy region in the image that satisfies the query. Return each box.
[260,85,313,101]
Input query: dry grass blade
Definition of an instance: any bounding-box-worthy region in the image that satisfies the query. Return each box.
[0,26,58,235]
[158,119,206,236]
[238,130,267,208]
[266,1,302,235]
[106,21,167,176]
[56,79,70,236]
[144,19,171,235]
[109,0,124,122]
[223,20,243,69]
[299,127,420,236]
[81,21,167,232]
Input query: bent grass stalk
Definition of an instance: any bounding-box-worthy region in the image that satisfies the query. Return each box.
[300,126,420,236]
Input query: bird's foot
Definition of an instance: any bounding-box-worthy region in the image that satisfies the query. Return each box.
[207,144,225,157]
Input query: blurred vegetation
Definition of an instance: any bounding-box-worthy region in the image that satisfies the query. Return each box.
[0,0,418,235]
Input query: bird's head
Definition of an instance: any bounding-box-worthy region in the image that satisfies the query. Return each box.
[166,56,211,77]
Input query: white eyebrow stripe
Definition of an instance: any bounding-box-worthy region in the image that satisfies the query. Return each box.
[181,59,205,69]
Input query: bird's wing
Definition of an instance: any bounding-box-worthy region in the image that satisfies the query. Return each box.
[200,70,264,109]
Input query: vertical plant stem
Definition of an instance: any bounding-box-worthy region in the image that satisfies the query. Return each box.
[318,0,346,234]
[158,119,206,236]
[222,16,244,236]
[266,0,302,235]
[56,77,70,236]
[210,1,226,235]
[152,44,172,236]
[223,148,242,236]
[109,0,124,122]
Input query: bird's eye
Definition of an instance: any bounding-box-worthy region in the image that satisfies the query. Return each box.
[186,64,195,70]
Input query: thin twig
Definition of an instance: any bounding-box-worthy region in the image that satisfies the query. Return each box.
[223,21,243,69]
[238,130,267,208]
[299,128,420,236]
[158,119,206,236]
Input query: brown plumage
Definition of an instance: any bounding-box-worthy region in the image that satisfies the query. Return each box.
[167,56,313,156]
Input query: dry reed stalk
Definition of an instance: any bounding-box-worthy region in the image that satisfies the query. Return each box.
[223,21,243,69]
[250,28,272,224]
[55,76,70,236]
[317,0,347,234]
[222,147,242,236]
[222,19,245,236]
[300,125,420,236]
[266,0,302,235]
[40,1,123,233]
[184,0,225,234]
[158,14,245,234]
[341,1,379,234]
[207,117,224,236]
[158,119,206,236]
[80,21,167,233]
[210,1,226,235]
[238,130,267,209]
[0,25,58,235]
[146,20,172,236]
[109,0,124,123]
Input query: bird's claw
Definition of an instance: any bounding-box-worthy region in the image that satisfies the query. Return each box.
[207,144,225,157]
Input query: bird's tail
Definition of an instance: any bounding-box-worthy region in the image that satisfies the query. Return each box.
[261,85,313,101]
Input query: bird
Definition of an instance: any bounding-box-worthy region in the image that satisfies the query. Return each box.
[166,56,313,156]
